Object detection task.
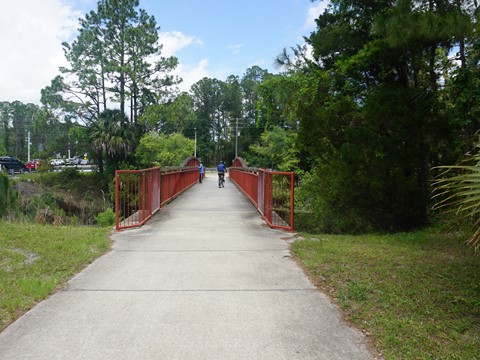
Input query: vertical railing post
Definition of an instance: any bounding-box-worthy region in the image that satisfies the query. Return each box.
[115,170,120,231]
[266,171,272,225]
[290,172,294,231]
[258,170,264,215]
[147,171,152,216]
[139,171,144,223]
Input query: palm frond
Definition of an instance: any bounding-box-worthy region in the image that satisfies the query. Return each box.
[432,158,480,253]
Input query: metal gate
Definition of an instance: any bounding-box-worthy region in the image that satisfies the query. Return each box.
[229,161,294,232]
[115,166,198,231]
[115,167,161,231]
[258,169,294,231]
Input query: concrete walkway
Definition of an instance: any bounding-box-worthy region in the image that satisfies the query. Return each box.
[0,174,375,360]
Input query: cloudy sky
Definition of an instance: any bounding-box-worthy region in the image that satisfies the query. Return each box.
[0,0,328,105]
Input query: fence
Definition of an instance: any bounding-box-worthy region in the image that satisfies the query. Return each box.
[115,166,198,231]
[115,167,160,231]
[229,163,294,232]
[115,157,294,232]
[160,167,199,207]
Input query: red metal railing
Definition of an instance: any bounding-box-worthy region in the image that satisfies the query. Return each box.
[229,167,258,206]
[115,167,161,231]
[160,167,198,207]
[260,170,294,231]
[229,164,294,232]
[115,166,198,231]
[115,156,293,232]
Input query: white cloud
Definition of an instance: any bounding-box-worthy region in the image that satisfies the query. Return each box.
[302,1,330,31]
[0,2,207,104]
[227,44,244,55]
[0,0,82,104]
[158,31,203,57]
[177,59,209,92]
[157,31,209,91]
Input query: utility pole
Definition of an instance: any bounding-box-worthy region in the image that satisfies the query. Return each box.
[27,130,31,162]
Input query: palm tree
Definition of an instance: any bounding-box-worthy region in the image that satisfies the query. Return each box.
[89,109,136,173]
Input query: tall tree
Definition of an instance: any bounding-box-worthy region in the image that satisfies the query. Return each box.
[190,77,226,164]
[136,132,194,167]
[238,66,271,158]
[0,101,41,159]
[139,92,196,136]
[0,102,12,155]
[46,0,179,125]
[247,126,299,171]
[287,0,470,232]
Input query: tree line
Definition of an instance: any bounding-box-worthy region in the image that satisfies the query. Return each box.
[277,0,480,234]
[2,0,480,236]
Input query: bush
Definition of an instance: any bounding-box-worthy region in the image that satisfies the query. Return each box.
[295,164,374,234]
[16,172,112,225]
[95,208,116,227]
[0,173,18,217]
[38,160,53,172]
[59,167,80,181]
[24,192,57,219]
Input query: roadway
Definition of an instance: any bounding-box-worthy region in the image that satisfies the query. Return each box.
[0,174,376,359]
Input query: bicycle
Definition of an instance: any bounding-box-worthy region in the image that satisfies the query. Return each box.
[218,172,225,188]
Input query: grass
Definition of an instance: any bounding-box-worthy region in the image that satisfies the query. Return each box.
[0,220,111,331]
[291,230,480,359]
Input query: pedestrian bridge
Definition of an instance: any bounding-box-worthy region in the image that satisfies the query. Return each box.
[0,160,373,359]
[115,157,294,232]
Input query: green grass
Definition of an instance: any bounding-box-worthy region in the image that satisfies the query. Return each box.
[291,230,480,359]
[0,220,111,331]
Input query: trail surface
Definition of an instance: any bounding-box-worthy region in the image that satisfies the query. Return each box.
[0,174,374,359]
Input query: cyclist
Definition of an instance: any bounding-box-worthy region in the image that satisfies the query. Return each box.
[217,161,227,188]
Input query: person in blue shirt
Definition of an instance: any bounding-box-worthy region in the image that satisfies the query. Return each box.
[217,161,227,187]
[199,163,204,183]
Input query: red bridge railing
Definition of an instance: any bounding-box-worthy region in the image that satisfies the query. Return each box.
[115,157,294,232]
[229,158,294,232]
[115,167,160,231]
[229,167,258,206]
[115,165,198,231]
[160,167,198,207]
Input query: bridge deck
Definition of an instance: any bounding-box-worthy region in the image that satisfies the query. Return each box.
[0,174,374,359]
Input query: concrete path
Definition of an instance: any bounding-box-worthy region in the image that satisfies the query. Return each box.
[0,174,375,360]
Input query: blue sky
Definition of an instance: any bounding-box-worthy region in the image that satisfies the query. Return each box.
[0,0,327,104]
[144,0,322,78]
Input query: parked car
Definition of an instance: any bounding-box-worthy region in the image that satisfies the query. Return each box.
[0,156,26,174]
[67,156,82,165]
[50,159,65,166]
[25,159,40,171]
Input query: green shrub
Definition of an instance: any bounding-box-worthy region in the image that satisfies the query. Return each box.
[0,173,18,217]
[95,208,116,227]
[37,172,57,187]
[69,215,78,226]
[38,161,53,172]
[24,192,57,219]
[24,192,69,225]
[59,167,80,181]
